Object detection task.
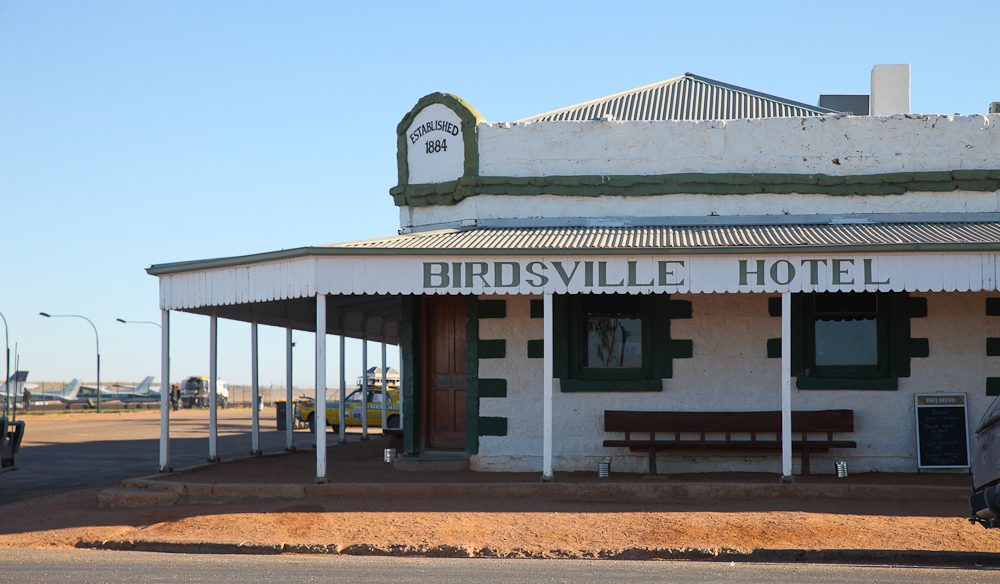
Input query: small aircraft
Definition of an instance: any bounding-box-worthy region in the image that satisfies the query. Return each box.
[0,371,36,406]
[25,379,81,407]
[114,376,160,405]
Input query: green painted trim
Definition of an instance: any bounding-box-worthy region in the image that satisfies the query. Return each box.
[478,416,508,437]
[478,378,507,398]
[670,339,694,359]
[907,297,928,318]
[477,339,506,359]
[147,240,1000,275]
[667,299,693,319]
[766,338,782,359]
[394,93,483,192]
[401,296,421,454]
[988,298,1000,317]
[530,299,543,319]
[391,169,1000,208]
[988,338,1000,357]
[560,379,663,392]
[909,338,930,358]
[768,297,782,317]
[796,376,899,391]
[466,296,479,455]
[477,299,506,319]
[988,378,1000,397]
[527,339,544,359]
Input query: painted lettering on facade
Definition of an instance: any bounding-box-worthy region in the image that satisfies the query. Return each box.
[408,119,460,145]
[737,258,889,287]
[421,257,891,292]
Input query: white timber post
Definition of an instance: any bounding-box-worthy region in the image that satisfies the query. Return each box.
[285,326,294,451]
[338,333,346,444]
[250,319,260,455]
[208,311,219,463]
[315,293,327,483]
[397,338,404,430]
[159,308,171,473]
[361,328,369,440]
[781,291,793,481]
[542,293,554,481]
[381,340,388,430]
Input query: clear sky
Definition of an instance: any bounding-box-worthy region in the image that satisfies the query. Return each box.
[1,0,997,387]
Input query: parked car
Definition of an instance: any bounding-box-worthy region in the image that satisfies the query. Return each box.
[970,395,1000,527]
[297,387,400,433]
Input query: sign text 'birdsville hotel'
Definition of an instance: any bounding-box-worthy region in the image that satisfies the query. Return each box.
[422,258,891,292]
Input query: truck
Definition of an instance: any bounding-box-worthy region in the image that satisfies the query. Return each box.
[178,376,229,409]
[970,395,1000,527]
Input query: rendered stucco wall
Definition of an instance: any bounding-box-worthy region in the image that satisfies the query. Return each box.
[471,292,997,475]
[479,115,1000,178]
[402,114,1000,229]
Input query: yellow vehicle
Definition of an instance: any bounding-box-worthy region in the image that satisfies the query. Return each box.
[297,387,400,433]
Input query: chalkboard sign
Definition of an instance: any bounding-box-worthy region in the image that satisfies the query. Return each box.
[914,393,970,469]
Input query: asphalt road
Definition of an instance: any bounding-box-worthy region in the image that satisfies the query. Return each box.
[1,408,318,503]
[0,549,996,583]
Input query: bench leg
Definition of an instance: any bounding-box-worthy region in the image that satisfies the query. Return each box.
[801,447,811,476]
[648,447,658,475]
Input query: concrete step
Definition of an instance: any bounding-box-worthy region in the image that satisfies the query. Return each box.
[394,454,469,472]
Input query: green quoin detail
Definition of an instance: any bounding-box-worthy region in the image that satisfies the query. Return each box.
[466,296,480,455]
[479,378,507,398]
[478,339,506,359]
[390,169,1000,207]
[478,299,506,319]
[767,338,782,359]
[988,298,1000,316]
[670,339,694,359]
[989,378,1000,397]
[530,299,543,319]
[667,299,693,319]
[909,339,930,358]
[394,92,483,194]
[768,297,782,317]
[988,338,1000,357]
[401,296,421,454]
[478,416,508,437]
[527,339,544,359]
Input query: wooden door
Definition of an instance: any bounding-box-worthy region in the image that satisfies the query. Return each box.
[423,295,467,450]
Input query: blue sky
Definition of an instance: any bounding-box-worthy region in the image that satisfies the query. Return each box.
[1,0,996,387]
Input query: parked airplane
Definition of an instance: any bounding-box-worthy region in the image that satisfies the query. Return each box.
[25,379,81,407]
[114,376,160,405]
[0,371,36,402]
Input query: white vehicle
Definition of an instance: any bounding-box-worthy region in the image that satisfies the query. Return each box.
[178,376,229,409]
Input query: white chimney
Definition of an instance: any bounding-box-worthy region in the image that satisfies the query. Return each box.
[870,64,910,115]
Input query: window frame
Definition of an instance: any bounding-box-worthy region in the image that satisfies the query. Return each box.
[554,294,673,392]
[804,292,891,380]
[791,291,905,391]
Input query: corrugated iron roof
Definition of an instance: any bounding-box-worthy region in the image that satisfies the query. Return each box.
[517,73,840,123]
[332,222,1000,252]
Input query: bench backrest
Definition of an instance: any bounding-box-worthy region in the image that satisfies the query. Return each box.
[604,410,854,434]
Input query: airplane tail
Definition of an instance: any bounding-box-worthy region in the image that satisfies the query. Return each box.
[63,379,81,400]
[136,376,155,394]
[2,371,29,397]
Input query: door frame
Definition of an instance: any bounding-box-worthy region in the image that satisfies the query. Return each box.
[419,295,475,452]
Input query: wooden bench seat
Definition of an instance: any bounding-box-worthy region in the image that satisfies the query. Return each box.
[603,409,856,475]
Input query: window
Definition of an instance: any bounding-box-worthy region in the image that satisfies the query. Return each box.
[554,294,680,392]
[792,292,910,390]
[582,296,643,370]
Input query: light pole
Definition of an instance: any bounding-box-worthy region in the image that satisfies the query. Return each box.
[116,318,161,329]
[0,311,8,416]
[40,312,101,414]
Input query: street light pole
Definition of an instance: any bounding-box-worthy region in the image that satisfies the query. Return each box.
[116,318,161,329]
[40,312,101,414]
[0,311,8,417]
